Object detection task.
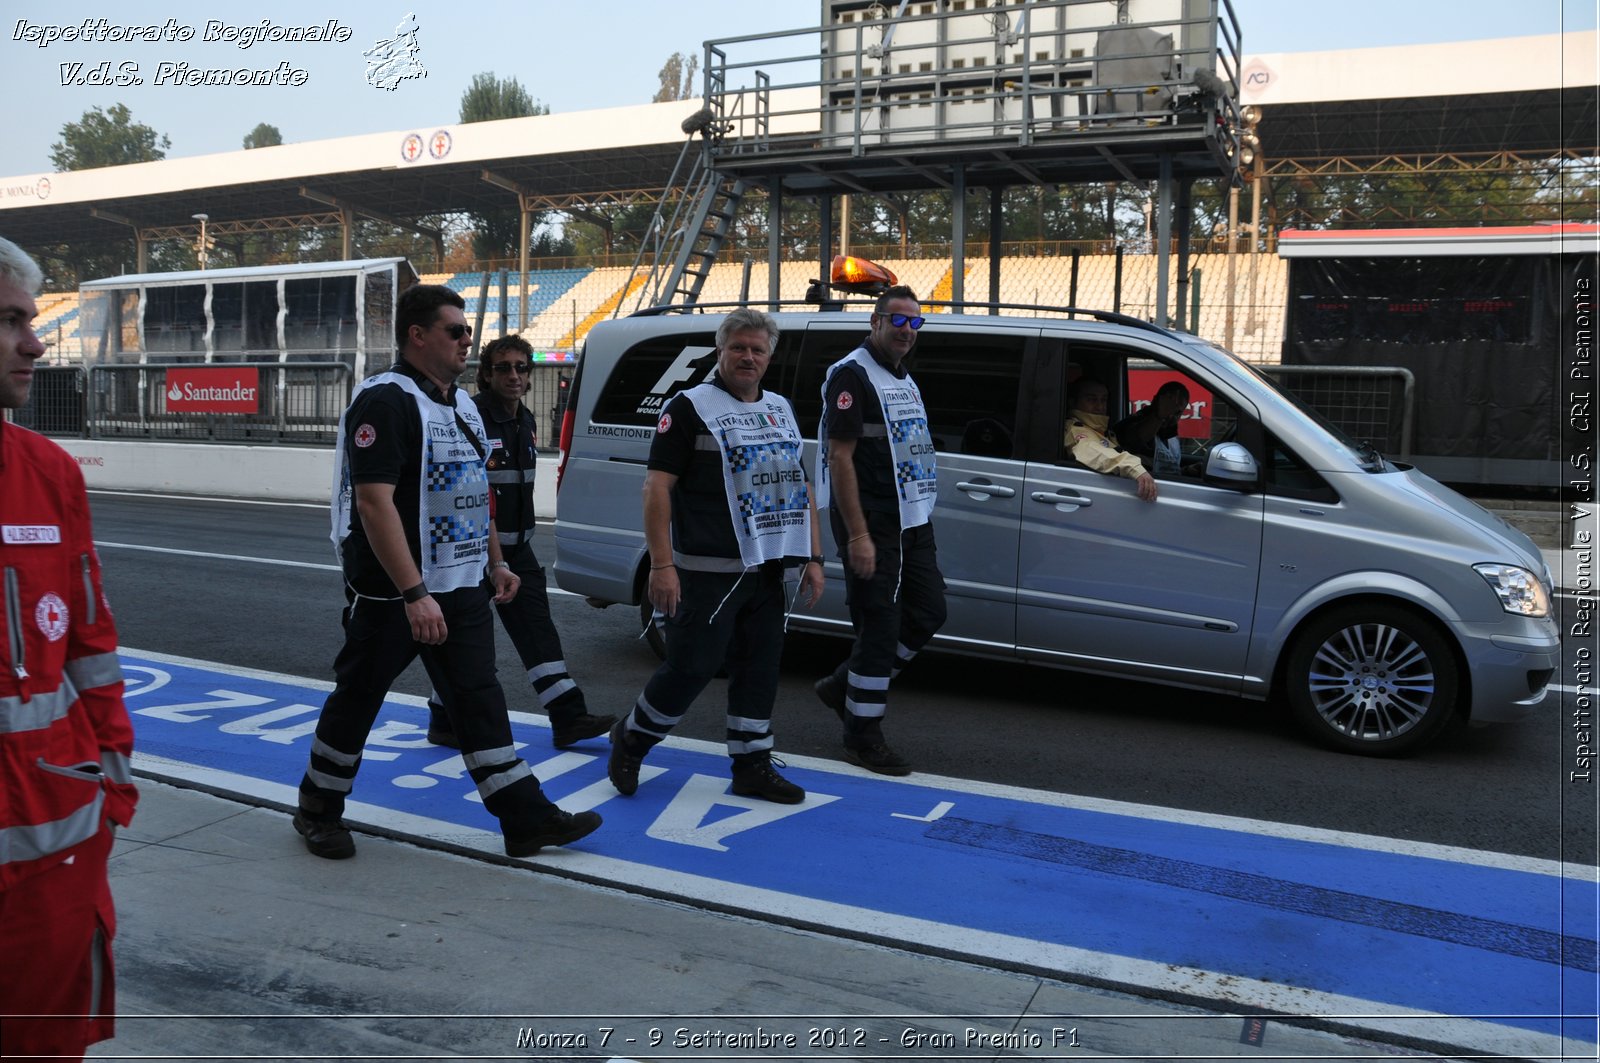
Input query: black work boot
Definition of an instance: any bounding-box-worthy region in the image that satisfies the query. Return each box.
[425,701,458,748]
[730,754,805,804]
[504,808,603,857]
[607,718,646,796]
[551,712,618,749]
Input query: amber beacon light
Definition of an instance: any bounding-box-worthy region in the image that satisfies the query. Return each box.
[830,255,898,293]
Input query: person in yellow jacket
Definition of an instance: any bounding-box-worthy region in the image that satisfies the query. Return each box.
[1063,377,1159,502]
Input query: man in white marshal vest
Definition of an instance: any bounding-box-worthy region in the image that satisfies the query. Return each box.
[607,308,825,803]
[296,284,601,860]
[814,285,947,775]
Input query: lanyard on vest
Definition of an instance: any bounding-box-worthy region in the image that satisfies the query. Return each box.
[331,372,492,594]
[682,382,813,569]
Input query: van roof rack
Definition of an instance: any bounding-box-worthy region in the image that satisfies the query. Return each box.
[628,298,1171,336]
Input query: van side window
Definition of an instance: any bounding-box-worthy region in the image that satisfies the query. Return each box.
[1265,434,1340,503]
[590,332,719,427]
[1061,349,1243,482]
[793,326,1026,456]
[589,330,802,427]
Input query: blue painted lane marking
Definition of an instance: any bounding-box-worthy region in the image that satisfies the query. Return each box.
[930,817,1593,971]
[118,649,1598,1056]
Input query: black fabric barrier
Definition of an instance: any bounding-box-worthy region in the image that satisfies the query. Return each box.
[1283,254,1568,465]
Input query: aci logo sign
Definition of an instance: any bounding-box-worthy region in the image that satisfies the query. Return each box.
[1241,58,1274,98]
[164,367,261,413]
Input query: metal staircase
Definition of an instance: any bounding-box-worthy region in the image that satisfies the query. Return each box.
[619,118,750,315]
[619,57,768,315]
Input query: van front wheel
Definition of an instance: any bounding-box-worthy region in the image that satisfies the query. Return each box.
[1285,605,1458,756]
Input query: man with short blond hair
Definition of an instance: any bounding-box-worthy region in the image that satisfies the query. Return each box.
[608,308,825,802]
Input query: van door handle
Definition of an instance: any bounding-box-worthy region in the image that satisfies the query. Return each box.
[956,480,1016,499]
[1031,490,1093,509]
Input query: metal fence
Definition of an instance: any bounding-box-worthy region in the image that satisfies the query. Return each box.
[14,363,573,446]
[11,366,89,436]
[1260,365,1414,460]
[86,363,353,446]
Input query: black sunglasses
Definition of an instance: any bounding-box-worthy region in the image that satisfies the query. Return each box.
[491,362,531,375]
[887,313,924,330]
[436,322,472,340]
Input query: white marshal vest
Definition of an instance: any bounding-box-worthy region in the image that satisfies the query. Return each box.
[331,371,493,595]
[681,382,813,570]
[818,347,937,530]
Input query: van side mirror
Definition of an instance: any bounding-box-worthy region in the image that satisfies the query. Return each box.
[1204,442,1259,489]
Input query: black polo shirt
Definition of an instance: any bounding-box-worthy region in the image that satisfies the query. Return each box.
[822,339,905,514]
[477,395,538,544]
[647,371,814,564]
[340,359,465,595]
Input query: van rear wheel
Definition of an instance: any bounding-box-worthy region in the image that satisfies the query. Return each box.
[1285,604,1458,756]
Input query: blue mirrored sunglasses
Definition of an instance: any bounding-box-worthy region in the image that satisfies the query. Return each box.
[888,313,924,330]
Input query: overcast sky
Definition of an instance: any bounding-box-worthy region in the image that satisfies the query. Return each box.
[5,0,1595,176]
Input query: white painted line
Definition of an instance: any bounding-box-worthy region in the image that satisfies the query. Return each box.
[89,489,327,509]
[95,542,582,596]
[97,541,341,571]
[892,801,955,822]
[88,488,558,527]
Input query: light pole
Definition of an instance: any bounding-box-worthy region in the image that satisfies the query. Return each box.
[192,213,210,270]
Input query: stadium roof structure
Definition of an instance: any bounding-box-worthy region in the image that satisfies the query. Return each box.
[1243,31,1596,162]
[0,97,713,255]
[0,29,1593,261]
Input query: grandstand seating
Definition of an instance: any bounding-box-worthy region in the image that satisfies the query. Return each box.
[416,269,592,341]
[36,253,1291,365]
[34,292,81,362]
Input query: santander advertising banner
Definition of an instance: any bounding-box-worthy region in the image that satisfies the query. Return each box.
[164,367,261,414]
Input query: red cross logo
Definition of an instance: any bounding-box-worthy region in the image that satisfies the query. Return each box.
[35,592,68,641]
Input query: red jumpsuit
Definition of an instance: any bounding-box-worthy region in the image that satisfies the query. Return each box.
[0,421,138,1061]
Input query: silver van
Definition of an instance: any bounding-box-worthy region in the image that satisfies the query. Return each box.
[553,308,1559,755]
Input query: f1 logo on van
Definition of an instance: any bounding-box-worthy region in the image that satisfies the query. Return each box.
[634,345,715,417]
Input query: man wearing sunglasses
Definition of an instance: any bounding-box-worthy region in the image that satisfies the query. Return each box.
[423,335,615,751]
[814,285,947,775]
[297,284,601,861]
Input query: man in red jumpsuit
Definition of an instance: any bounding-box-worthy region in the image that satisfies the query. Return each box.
[0,235,138,1061]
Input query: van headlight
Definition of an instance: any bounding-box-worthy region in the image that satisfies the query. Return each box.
[1474,563,1551,618]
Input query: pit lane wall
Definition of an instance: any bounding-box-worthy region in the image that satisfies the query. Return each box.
[53,439,561,514]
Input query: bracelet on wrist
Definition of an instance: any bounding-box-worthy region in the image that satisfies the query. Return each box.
[651,563,673,571]
[849,533,870,544]
[401,581,430,603]
[808,555,824,565]
[490,560,510,571]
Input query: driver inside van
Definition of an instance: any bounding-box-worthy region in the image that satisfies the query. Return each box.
[1063,377,1159,502]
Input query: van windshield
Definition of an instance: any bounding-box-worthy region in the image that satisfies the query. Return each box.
[1191,339,1388,473]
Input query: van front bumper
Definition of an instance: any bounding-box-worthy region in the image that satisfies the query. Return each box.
[1460,616,1562,724]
